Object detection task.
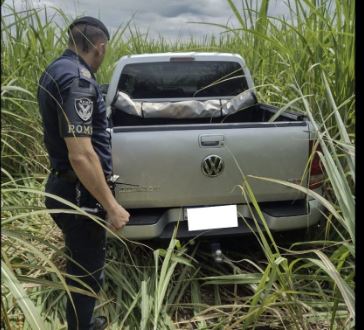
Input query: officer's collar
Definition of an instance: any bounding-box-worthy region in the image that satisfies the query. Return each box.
[63,49,95,79]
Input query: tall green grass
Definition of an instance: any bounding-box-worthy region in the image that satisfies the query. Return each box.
[1,0,354,328]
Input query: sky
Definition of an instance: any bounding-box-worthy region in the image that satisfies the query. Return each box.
[3,0,291,42]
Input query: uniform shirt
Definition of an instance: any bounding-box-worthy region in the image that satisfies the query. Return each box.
[38,49,112,176]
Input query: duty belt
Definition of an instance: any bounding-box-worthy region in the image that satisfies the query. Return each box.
[51,169,118,189]
[51,169,78,183]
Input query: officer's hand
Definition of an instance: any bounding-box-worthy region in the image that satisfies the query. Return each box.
[106,204,130,231]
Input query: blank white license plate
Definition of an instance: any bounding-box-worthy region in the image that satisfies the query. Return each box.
[186,205,238,231]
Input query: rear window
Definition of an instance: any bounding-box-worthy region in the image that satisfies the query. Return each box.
[117,61,249,99]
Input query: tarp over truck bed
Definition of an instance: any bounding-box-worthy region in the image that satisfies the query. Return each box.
[112,90,257,119]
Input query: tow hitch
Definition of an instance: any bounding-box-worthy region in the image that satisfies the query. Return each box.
[210,242,223,263]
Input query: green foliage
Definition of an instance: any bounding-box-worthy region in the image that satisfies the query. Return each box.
[1,0,354,328]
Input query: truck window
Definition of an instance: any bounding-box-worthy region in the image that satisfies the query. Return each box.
[117,61,249,99]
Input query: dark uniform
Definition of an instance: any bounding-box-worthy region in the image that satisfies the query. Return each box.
[38,47,111,329]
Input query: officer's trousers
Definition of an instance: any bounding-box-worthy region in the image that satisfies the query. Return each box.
[45,174,106,330]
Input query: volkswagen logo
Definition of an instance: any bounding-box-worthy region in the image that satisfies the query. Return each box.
[201,155,224,177]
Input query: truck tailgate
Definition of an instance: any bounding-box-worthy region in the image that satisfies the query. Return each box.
[111,122,309,208]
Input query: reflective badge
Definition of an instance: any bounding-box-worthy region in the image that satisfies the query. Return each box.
[74,98,93,121]
[80,67,91,79]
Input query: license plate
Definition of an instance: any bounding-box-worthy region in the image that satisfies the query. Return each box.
[186,205,238,231]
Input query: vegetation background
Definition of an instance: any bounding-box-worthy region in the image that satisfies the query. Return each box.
[1,0,355,329]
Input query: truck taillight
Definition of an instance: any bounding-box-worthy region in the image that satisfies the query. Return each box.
[309,140,324,189]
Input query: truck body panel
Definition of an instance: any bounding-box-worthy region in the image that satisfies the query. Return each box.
[112,121,309,208]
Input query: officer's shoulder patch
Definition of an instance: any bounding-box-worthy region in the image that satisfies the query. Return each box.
[74,97,93,121]
[80,67,91,79]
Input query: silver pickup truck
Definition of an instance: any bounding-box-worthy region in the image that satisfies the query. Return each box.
[105,52,323,240]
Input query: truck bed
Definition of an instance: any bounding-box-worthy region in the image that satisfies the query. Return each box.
[111,103,310,209]
[111,103,305,127]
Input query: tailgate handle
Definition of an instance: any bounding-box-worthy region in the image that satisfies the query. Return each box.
[202,141,219,146]
[199,135,224,148]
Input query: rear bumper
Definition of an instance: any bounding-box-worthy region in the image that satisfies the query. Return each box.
[257,199,323,231]
[116,199,324,240]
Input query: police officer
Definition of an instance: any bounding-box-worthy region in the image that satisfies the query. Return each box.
[38,17,130,330]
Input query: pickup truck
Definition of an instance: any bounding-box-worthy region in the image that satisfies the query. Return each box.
[104,52,323,240]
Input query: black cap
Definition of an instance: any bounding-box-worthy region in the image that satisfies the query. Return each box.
[68,16,110,40]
